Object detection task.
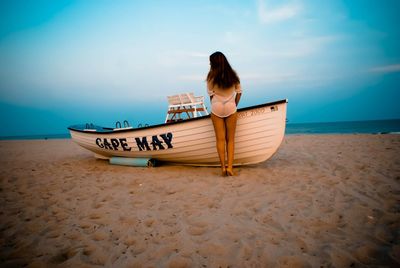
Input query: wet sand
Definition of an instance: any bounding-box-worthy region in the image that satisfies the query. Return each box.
[0,134,399,267]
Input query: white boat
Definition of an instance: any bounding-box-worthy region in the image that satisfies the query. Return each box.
[68,99,288,166]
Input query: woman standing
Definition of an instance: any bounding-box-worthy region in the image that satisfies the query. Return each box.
[206,52,242,176]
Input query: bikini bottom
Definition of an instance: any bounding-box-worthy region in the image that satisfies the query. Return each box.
[211,94,237,118]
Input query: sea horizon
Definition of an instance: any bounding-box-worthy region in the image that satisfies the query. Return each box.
[1,118,399,141]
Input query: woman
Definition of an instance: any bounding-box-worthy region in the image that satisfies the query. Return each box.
[206,51,242,176]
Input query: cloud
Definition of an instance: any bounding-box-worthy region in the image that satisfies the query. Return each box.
[369,64,400,74]
[182,52,209,58]
[177,74,205,81]
[241,72,297,83]
[256,35,340,60]
[257,0,301,24]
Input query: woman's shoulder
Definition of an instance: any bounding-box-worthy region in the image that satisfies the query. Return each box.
[233,82,242,93]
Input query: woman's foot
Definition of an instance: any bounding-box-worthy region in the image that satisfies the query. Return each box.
[226,168,234,176]
[221,167,227,177]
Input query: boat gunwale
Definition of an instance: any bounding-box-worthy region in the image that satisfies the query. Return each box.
[68,99,288,134]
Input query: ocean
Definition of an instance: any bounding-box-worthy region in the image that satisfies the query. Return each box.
[0,119,399,140]
[285,119,400,135]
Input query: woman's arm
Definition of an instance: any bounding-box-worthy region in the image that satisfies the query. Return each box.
[207,80,214,102]
[235,93,241,106]
[234,82,242,106]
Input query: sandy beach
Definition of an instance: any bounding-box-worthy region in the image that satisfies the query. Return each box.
[0,134,399,267]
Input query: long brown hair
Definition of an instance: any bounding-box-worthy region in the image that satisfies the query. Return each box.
[206,51,240,89]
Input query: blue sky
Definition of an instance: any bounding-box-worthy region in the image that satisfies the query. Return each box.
[0,0,399,136]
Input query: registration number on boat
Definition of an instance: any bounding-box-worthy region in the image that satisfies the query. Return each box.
[238,107,269,119]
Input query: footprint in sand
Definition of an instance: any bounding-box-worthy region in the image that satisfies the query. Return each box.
[65,229,81,240]
[129,243,147,255]
[294,238,308,253]
[123,237,136,246]
[144,218,155,227]
[46,230,61,239]
[207,198,221,209]
[54,211,69,222]
[88,212,103,220]
[78,220,94,233]
[91,230,109,241]
[232,206,252,219]
[91,202,103,209]
[261,215,284,231]
[101,195,113,202]
[81,243,109,265]
[79,220,92,229]
[167,256,192,268]
[198,242,228,257]
[374,226,394,243]
[119,215,139,226]
[50,248,78,264]
[329,250,358,268]
[351,243,385,265]
[237,244,253,261]
[275,255,311,268]
[186,221,208,236]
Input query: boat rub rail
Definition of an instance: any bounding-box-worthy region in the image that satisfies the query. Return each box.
[68,99,288,134]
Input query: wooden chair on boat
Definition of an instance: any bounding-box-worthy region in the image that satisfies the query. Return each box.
[165,93,209,123]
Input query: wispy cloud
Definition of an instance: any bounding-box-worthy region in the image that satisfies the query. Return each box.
[257,0,301,24]
[258,35,340,59]
[180,51,209,58]
[177,74,205,81]
[242,72,296,82]
[369,64,400,74]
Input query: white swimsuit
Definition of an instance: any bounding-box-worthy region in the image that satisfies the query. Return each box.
[207,82,242,118]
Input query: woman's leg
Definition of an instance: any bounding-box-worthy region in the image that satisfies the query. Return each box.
[225,112,238,176]
[211,113,226,175]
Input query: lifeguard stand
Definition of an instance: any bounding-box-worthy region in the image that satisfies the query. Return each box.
[165,93,209,123]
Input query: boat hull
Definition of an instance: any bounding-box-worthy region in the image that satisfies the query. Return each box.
[69,99,287,166]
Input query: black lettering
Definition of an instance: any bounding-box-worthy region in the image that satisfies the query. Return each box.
[119,138,131,151]
[96,138,104,148]
[151,135,165,150]
[103,139,113,150]
[111,138,120,150]
[160,132,173,148]
[135,137,151,151]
